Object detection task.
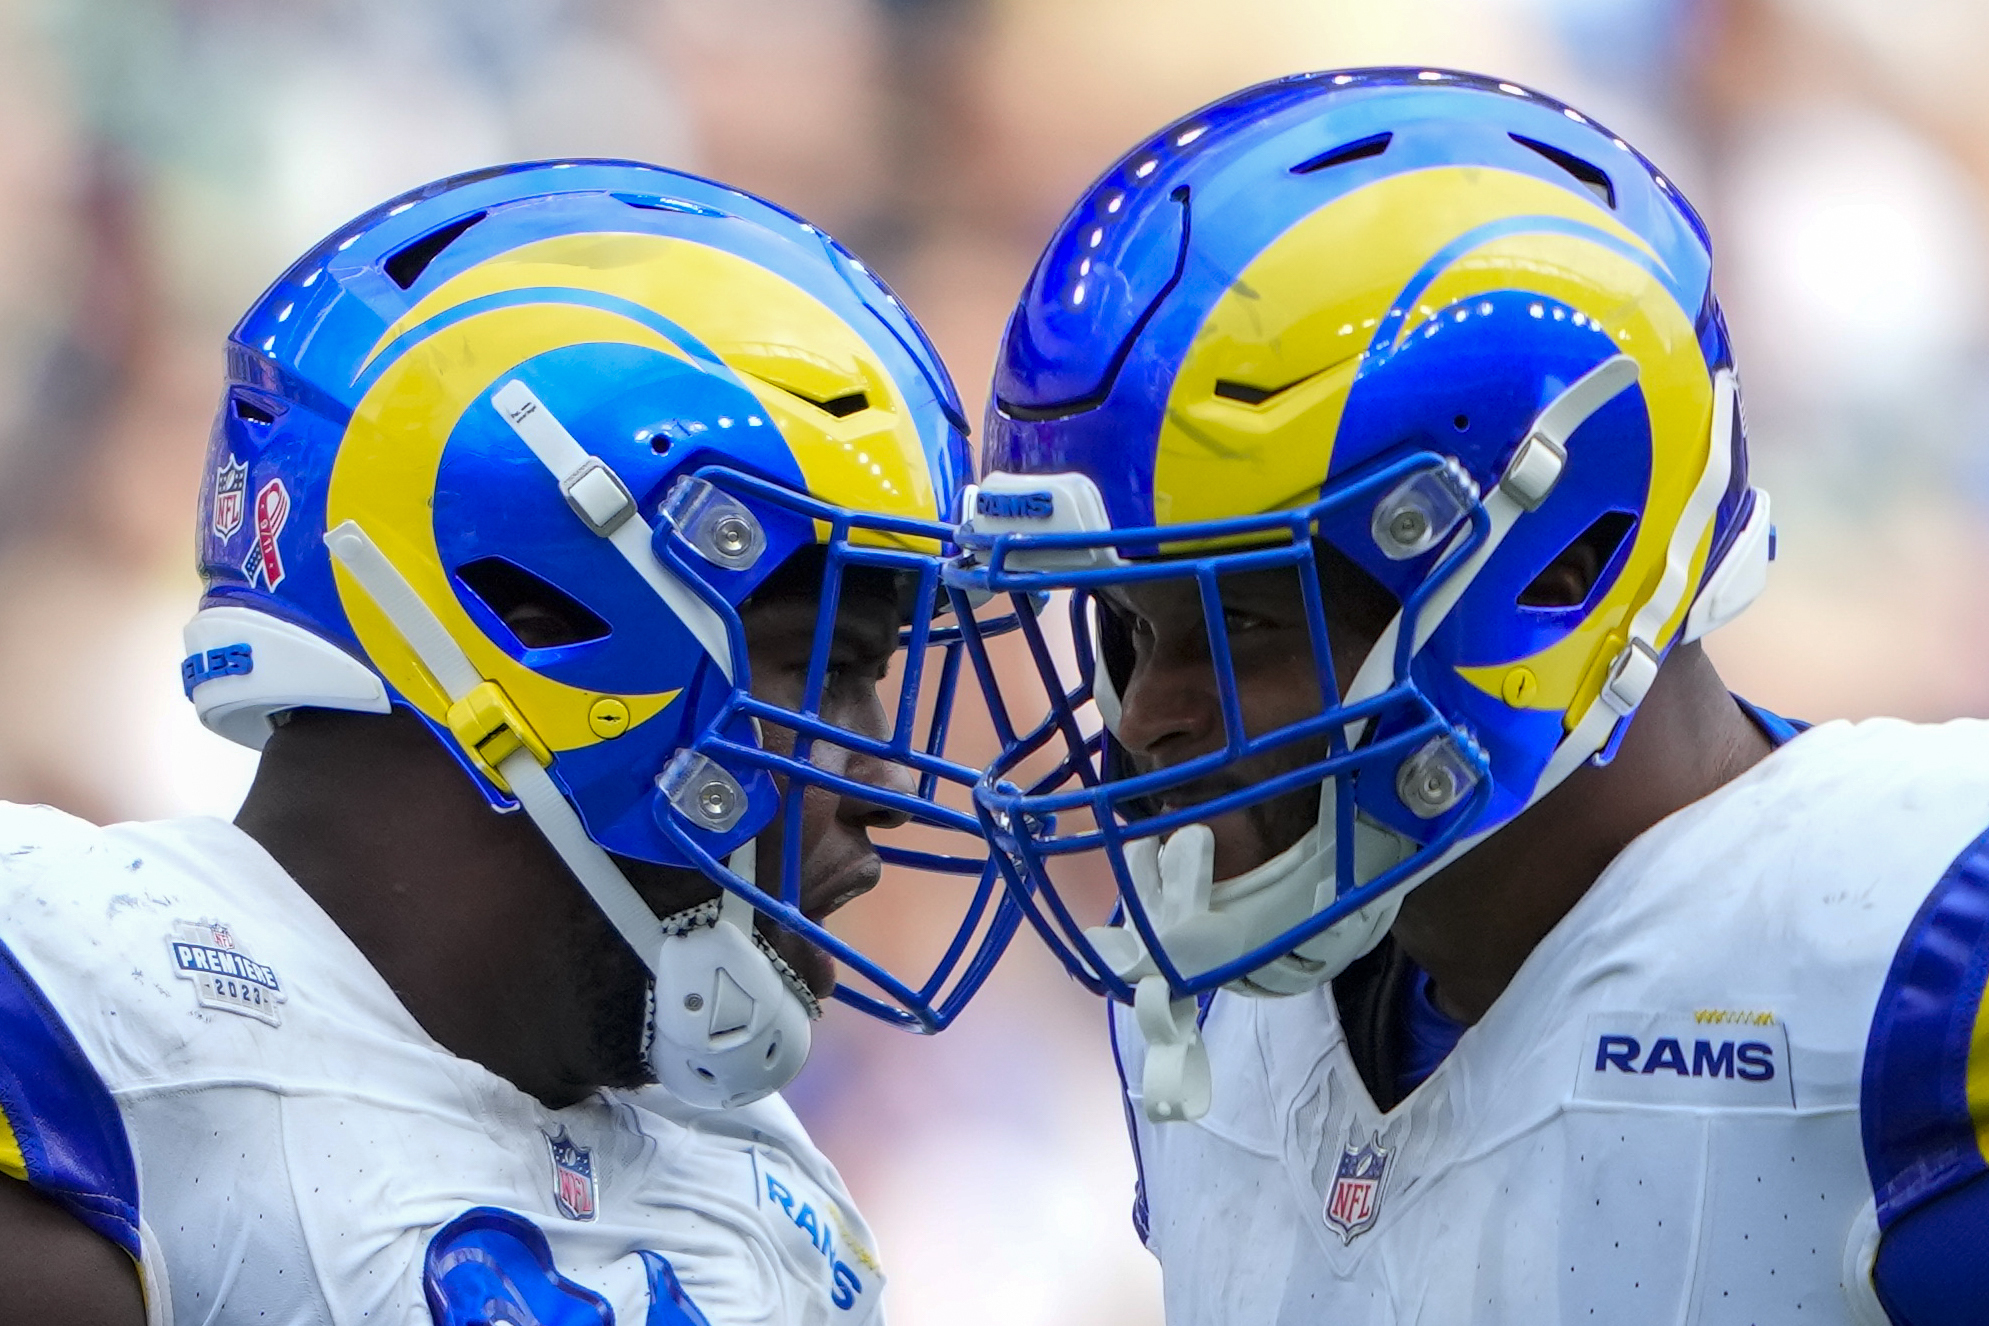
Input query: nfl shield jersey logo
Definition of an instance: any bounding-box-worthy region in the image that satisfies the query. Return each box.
[1324,1135,1391,1244]
[547,1130,596,1221]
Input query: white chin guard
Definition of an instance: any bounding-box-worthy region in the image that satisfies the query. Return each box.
[1087,793,1412,1125]
[647,881,817,1109]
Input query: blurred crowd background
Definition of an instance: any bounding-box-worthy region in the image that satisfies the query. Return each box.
[4,0,1988,1321]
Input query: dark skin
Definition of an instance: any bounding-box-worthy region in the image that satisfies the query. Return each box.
[0,1182,149,1326]
[1104,543,1772,1030]
[0,567,913,1322]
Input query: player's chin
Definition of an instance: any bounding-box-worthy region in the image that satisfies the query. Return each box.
[1166,782,1322,882]
[1195,808,1286,881]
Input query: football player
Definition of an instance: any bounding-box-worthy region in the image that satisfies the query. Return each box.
[0,160,1016,1323]
[947,71,1989,1324]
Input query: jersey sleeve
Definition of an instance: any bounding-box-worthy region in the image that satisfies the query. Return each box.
[0,932,141,1259]
[1861,822,1989,1324]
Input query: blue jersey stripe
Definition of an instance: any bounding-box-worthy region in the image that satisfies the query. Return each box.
[1107,999,1153,1246]
[1871,1172,1989,1325]
[1731,694,1808,748]
[1862,822,1989,1229]
[0,935,140,1257]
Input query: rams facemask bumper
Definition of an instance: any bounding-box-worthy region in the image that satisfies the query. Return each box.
[185,160,1019,1106]
[944,72,1770,1121]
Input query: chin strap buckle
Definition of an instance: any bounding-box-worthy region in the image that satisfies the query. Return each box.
[446,680,553,792]
[1135,974,1212,1123]
[1600,637,1661,717]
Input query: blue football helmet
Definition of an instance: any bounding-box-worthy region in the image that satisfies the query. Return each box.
[185,159,1018,1106]
[944,71,1771,1120]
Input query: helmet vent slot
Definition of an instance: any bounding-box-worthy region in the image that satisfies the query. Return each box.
[1213,380,1276,405]
[455,556,610,649]
[384,212,487,289]
[1212,371,1315,405]
[776,385,870,418]
[1291,132,1392,175]
[1518,510,1636,608]
[1509,135,1615,209]
[231,395,277,426]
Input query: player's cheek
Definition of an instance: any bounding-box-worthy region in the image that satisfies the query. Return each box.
[1234,639,1327,735]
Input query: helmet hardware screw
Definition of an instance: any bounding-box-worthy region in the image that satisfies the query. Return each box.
[713,516,753,557]
[1413,768,1455,808]
[1370,461,1477,560]
[697,780,737,824]
[683,993,705,1012]
[658,750,749,833]
[661,476,766,570]
[587,695,630,739]
[1395,734,1480,819]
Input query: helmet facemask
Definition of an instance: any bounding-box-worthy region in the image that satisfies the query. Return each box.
[953,460,1494,1022]
[948,353,1718,1121]
[645,466,1024,1039]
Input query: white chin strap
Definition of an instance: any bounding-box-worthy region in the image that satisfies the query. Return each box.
[1086,795,1413,1123]
[642,847,817,1108]
[322,396,818,1109]
[1084,360,1761,1124]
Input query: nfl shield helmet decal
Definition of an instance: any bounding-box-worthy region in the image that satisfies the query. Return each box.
[546,1130,597,1221]
[1324,1134,1392,1244]
[212,456,248,540]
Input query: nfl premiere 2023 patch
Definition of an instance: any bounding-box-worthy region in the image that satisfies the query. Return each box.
[1574,1011,1795,1108]
[1324,1134,1393,1244]
[168,919,286,1027]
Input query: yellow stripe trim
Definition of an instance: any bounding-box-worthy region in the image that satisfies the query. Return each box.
[1155,163,1715,724]
[360,231,940,546]
[1970,969,1989,1166]
[328,230,957,753]
[330,302,685,747]
[1401,241,1711,718]
[0,1103,26,1181]
[1153,166,1668,534]
[0,1095,146,1297]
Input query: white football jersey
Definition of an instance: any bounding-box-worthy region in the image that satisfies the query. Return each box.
[0,806,884,1326]
[1111,717,1989,1325]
